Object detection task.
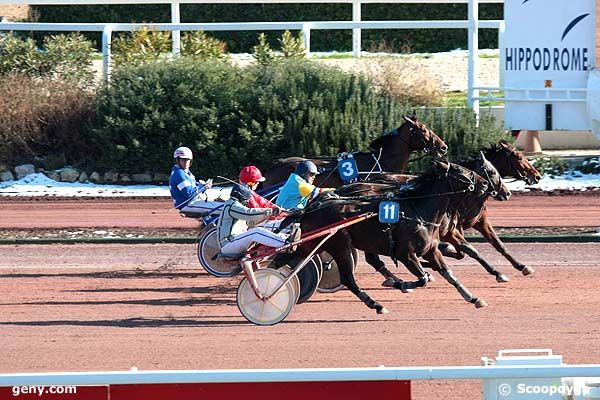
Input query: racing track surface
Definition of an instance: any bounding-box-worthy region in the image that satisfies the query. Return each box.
[1,242,599,399]
[0,193,599,229]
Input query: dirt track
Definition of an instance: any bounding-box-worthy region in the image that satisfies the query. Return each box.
[1,242,600,399]
[1,193,599,399]
[0,193,599,230]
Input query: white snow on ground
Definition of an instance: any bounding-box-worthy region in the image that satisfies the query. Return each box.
[1,171,600,197]
[505,171,600,193]
[0,173,170,197]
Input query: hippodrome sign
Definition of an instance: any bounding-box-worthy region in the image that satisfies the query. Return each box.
[503,0,596,131]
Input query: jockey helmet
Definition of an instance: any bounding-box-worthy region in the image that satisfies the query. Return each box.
[239,165,266,184]
[230,184,253,202]
[173,146,193,160]
[295,160,319,177]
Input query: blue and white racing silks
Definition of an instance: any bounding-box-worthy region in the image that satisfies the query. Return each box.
[169,164,209,209]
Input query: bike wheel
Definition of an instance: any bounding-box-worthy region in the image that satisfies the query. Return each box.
[197,227,239,277]
[237,269,297,326]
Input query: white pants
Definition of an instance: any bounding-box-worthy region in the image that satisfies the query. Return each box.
[180,187,231,217]
[220,227,288,256]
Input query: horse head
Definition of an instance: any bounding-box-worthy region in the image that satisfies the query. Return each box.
[435,161,489,198]
[495,140,542,185]
[400,115,448,158]
[475,152,511,201]
[369,115,448,162]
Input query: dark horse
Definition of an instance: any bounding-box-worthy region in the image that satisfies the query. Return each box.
[280,162,489,314]
[359,141,540,283]
[262,115,448,188]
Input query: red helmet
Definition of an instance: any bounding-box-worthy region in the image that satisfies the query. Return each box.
[239,165,266,184]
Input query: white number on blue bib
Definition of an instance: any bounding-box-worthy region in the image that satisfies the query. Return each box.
[379,201,400,224]
[338,159,358,181]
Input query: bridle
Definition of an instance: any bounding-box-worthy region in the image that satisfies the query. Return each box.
[371,122,446,166]
[476,155,501,199]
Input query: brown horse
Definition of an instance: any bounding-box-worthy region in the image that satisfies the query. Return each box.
[484,140,541,185]
[280,162,489,314]
[261,115,448,189]
[361,141,540,282]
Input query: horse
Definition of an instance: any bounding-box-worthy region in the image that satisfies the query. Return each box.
[279,161,489,314]
[483,140,541,185]
[261,115,448,188]
[359,141,540,282]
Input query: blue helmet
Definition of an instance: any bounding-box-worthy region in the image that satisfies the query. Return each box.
[295,160,318,177]
[230,184,253,202]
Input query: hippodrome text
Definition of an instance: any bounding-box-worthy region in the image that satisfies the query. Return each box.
[505,47,589,71]
[12,386,77,397]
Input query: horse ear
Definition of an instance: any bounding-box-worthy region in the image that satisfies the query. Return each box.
[412,110,417,120]
[402,115,415,124]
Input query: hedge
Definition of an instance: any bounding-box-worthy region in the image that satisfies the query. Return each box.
[88,58,508,179]
[31,3,502,53]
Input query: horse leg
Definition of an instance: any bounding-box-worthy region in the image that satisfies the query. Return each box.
[364,252,412,293]
[445,228,509,283]
[329,236,388,314]
[384,252,429,292]
[473,218,534,276]
[423,248,488,308]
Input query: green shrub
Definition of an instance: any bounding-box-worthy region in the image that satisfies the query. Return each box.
[0,74,96,168]
[0,33,95,85]
[530,155,568,177]
[279,30,306,59]
[575,157,600,174]
[112,27,171,66]
[252,33,275,65]
[89,58,507,178]
[0,35,40,76]
[181,31,227,59]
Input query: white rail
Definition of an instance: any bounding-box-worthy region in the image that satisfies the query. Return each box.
[473,87,588,103]
[0,19,501,85]
[0,364,599,386]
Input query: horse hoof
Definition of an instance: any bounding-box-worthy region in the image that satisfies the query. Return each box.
[377,307,389,314]
[496,274,510,283]
[474,298,488,308]
[521,266,534,276]
[401,287,414,294]
[381,278,395,288]
[426,272,436,283]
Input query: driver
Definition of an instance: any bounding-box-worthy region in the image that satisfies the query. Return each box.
[217,185,299,258]
[276,160,335,210]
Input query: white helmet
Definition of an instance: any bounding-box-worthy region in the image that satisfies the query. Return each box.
[173,146,193,160]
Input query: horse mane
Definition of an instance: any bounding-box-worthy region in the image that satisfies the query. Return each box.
[369,121,408,150]
[398,163,446,195]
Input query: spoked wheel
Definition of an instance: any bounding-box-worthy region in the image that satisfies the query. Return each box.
[296,255,323,304]
[277,265,301,304]
[237,269,297,326]
[197,227,240,277]
[317,248,358,293]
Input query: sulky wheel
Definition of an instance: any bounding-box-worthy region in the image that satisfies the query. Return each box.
[277,265,301,304]
[197,227,240,277]
[296,255,323,304]
[237,269,297,326]
[317,248,358,293]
